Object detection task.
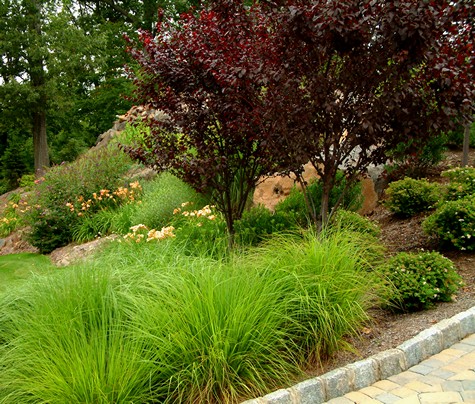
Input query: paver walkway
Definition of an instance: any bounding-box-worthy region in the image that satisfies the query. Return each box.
[327,334,475,404]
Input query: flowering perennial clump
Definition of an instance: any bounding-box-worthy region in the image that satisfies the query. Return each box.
[173,202,217,225]
[66,181,143,217]
[0,198,31,237]
[123,223,175,243]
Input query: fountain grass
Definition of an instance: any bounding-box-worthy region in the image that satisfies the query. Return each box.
[0,229,386,403]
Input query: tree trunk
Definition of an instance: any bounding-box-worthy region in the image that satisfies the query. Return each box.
[462,121,471,167]
[29,0,49,176]
[320,179,331,230]
[33,108,49,176]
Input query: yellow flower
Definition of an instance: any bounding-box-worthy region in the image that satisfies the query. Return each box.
[130,224,148,233]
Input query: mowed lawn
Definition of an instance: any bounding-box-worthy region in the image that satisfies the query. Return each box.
[0,253,55,293]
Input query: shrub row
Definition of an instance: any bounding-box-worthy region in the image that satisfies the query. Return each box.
[385,167,475,251]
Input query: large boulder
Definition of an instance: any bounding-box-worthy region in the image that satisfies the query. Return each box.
[253,163,379,215]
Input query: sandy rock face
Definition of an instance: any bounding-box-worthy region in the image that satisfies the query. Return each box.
[253,163,379,215]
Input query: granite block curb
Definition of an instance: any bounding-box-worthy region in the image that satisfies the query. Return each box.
[241,306,475,404]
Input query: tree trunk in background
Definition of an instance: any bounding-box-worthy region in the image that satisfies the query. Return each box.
[33,107,49,176]
[29,0,49,176]
[462,121,471,167]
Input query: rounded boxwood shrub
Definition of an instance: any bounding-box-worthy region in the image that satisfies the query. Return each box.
[382,251,463,312]
[422,195,475,251]
[384,177,442,218]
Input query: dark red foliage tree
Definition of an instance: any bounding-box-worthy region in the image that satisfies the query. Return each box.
[124,1,285,242]
[263,0,474,225]
[126,0,474,235]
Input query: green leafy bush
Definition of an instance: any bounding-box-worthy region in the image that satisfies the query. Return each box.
[330,209,381,238]
[275,171,362,227]
[25,148,133,253]
[18,174,35,189]
[234,205,297,246]
[382,251,463,312]
[385,177,442,217]
[422,195,475,251]
[442,167,475,200]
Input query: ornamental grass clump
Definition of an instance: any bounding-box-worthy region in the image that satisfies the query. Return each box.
[384,177,442,218]
[130,172,208,231]
[0,268,158,403]
[330,209,381,238]
[247,229,386,364]
[382,251,463,313]
[422,195,475,251]
[0,229,387,403]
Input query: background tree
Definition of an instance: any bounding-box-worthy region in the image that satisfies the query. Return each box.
[263,0,475,225]
[0,0,199,190]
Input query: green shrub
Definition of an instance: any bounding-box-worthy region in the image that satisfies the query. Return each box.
[234,205,298,246]
[18,173,35,188]
[442,167,475,200]
[385,177,442,217]
[422,195,475,251]
[275,171,362,227]
[330,209,381,238]
[114,120,152,149]
[25,148,133,253]
[382,251,463,312]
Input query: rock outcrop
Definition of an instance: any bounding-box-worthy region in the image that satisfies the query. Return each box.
[253,162,379,215]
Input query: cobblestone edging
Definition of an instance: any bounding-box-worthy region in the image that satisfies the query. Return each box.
[241,306,475,404]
